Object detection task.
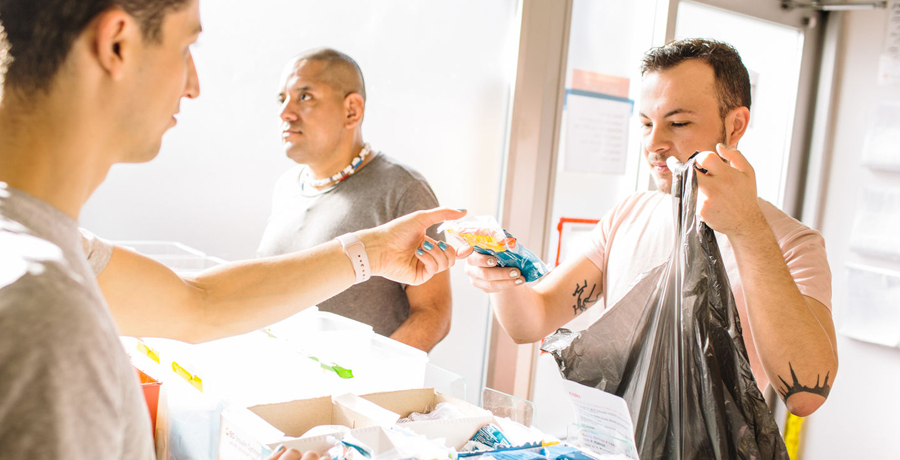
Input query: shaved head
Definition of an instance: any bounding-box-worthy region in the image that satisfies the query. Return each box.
[287,47,365,101]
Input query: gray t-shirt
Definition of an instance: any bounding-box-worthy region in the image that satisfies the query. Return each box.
[257,153,442,336]
[0,184,154,460]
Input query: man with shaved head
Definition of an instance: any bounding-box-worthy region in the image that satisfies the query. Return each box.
[0,3,463,458]
[258,48,452,352]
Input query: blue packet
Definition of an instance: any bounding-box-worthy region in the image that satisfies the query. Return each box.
[438,216,550,282]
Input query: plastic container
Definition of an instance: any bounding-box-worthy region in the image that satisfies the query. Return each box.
[136,367,162,439]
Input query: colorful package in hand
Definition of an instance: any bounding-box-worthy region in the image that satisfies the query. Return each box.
[438,216,550,282]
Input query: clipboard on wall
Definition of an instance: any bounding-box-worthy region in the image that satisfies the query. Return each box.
[554,217,600,267]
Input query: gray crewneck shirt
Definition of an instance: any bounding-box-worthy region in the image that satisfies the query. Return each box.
[257,153,442,336]
[0,183,153,459]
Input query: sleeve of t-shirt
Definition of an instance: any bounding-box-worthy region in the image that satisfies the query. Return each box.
[766,210,833,312]
[581,200,625,272]
[78,228,114,276]
[393,180,444,242]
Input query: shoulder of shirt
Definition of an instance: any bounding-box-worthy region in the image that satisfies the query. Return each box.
[756,198,824,244]
[368,153,433,186]
[0,257,98,323]
[0,226,95,299]
[605,190,668,218]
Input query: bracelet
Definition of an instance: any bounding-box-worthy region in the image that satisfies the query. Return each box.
[337,233,370,284]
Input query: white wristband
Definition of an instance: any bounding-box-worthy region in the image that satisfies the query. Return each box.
[337,233,371,284]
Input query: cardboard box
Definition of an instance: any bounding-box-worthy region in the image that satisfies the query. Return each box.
[276,425,400,457]
[359,388,495,450]
[218,394,386,460]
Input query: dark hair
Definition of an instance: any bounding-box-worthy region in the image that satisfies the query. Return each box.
[0,0,190,95]
[641,38,751,118]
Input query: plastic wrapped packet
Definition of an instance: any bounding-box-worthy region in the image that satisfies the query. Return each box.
[471,424,512,449]
[542,156,788,459]
[397,401,468,423]
[461,423,513,452]
[474,445,601,460]
[328,433,374,460]
[438,216,550,282]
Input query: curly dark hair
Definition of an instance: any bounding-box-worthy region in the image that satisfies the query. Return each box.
[641,38,751,118]
[0,0,191,95]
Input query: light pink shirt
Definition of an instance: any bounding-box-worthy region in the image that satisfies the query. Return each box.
[582,191,832,391]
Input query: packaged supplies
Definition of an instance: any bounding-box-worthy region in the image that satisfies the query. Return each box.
[542,156,788,459]
[438,216,550,282]
[470,424,512,449]
[397,401,468,423]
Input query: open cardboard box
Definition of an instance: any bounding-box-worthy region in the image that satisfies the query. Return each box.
[358,388,496,450]
[218,393,398,460]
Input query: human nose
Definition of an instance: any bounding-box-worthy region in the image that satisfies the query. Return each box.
[280,99,298,123]
[184,52,200,99]
[643,123,669,155]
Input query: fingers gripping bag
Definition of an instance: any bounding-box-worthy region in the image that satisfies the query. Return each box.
[541,157,788,459]
[438,216,550,282]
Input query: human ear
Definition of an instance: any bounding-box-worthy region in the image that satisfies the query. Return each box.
[344,93,365,128]
[724,106,751,147]
[93,9,140,81]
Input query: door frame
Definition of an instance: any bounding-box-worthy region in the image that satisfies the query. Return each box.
[488,0,834,401]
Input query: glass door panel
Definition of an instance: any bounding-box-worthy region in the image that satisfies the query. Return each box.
[675,0,805,207]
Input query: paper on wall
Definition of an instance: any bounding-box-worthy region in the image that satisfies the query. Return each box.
[564,91,633,175]
[562,380,638,460]
[849,187,900,260]
[861,101,900,171]
[878,2,900,85]
[838,264,900,348]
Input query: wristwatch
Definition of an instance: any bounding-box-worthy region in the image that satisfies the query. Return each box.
[337,233,371,284]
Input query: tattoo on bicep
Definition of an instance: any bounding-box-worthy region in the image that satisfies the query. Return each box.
[572,280,600,316]
[777,362,832,402]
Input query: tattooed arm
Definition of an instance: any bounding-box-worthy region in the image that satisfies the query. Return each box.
[695,146,838,417]
[464,250,603,344]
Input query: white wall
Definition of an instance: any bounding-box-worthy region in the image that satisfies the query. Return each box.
[801,9,900,459]
[80,0,522,404]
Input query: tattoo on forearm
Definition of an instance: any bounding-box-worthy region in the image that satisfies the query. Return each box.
[572,280,600,316]
[777,362,832,401]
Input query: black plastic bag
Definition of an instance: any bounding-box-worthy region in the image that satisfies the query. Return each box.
[542,157,788,459]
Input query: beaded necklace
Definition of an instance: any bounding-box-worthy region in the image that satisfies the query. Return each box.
[301,143,372,190]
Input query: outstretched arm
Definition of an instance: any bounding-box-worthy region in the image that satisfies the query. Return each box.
[465,247,604,344]
[696,145,838,417]
[97,208,466,343]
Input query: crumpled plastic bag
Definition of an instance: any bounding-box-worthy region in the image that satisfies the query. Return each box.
[542,156,788,459]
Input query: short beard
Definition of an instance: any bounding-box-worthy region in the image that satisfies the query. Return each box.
[654,120,728,195]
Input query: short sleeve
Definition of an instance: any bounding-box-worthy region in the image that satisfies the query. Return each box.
[581,200,626,271]
[393,180,443,241]
[79,228,114,276]
[780,229,832,311]
[761,200,833,311]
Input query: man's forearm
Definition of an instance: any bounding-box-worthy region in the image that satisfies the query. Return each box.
[389,308,450,352]
[101,239,358,343]
[730,218,838,416]
[491,286,555,344]
[101,208,465,344]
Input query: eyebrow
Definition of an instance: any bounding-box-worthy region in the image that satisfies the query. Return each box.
[638,108,695,118]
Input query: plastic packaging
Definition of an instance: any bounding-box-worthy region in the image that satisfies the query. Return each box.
[438,216,550,282]
[470,424,513,449]
[397,401,467,423]
[542,156,788,459]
